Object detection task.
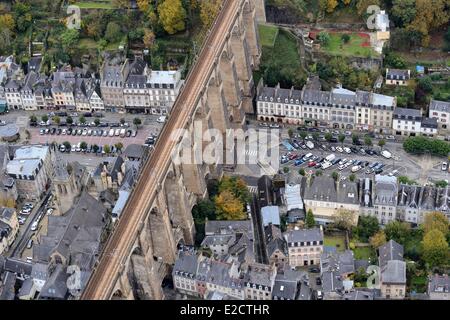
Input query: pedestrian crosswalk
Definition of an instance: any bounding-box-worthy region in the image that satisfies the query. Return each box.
[245,150,258,157]
[247,186,258,194]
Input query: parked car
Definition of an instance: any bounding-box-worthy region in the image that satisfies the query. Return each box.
[31,221,38,231]
[442,162,448,171]
[26,239,33,249]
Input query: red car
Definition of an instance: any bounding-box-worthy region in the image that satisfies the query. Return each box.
[289,153,298,160]
[307,161,316,167]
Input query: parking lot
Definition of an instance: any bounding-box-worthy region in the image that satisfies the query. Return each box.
[279,136,449,183]
[29,126,151,150]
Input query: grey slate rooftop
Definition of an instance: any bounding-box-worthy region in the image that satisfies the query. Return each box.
[378,239,404,268]
[430,99,450,113]
[380,260,406,284]
[283,227,323,245]
[304,176,337,203]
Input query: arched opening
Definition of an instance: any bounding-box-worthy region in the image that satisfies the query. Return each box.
[112,289,124,300]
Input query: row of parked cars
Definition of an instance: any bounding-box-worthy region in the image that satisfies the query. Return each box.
[58,142,121,155]
[281,151,394,175]
[40,127,137,138]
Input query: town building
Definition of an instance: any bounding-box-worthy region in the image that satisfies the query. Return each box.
[385,69,410,86]
[427,274,450,300]
[51,67,76,110]
[429,99,450,132]
[243,263,276,300]
[0,207,19,255]
[378,240,406,299]
[6,145,51,200]
[303,176,359,225]
[368,175,398,225]
[283,227,324,267]
[100,58,130,112]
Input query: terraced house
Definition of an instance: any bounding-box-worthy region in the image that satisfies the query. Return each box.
[283,227,324,267]
[256,80,396,133]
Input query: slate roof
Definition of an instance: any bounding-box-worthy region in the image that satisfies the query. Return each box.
[283,227,323,245]
[38,264,68,300]
[386,69,410,80]
[393,107,422,120]
[321,250,355,276]
[243,263,276,288]
[33,192,107,271]
[322,270,344,293]
[373,175,398,206]
[421,117,438,129]
[205,220,253,240]
[122,144,144,160]
[428,274,450,294]
[337,181,359,205]
[272,279,297,299]
[343,290,374,300]
[378,239,404,268]
[267,237,288,258]
[380,260,406,284]
[304,176,337,202]
[430,99,450,113]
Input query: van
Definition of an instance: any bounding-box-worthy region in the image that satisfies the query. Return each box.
[325,154,336,162]
[381,150,392,159]
[306,141,314,149]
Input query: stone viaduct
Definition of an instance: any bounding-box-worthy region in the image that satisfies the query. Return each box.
[81,0,265,300]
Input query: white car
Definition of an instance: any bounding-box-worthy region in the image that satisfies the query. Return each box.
[46,208,54,215]
[441,162,448,171]
[62,129,67,135]
[109,129,115,137]
[157,116,167,123]
[343,147,351,154]
[388,169,399,176]
[31,221,38,231]
[351,165,362,173]
[336,146,343,153]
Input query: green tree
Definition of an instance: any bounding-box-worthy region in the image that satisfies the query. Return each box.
[370,230,387,248]
[283,167,290,174]
[299,131,307,141]
[349,173,356,182]
[133,117,142,128]
[364,136,373,147]
[105,22,122,43]
[299,168,305,176]
[312,132,319,141]
[306,209,316,228]
[333,209,356,231]
[435,180,449,188]
[418,77,433,93]
[29,115,37,123]
[332,171,339,181]
[315,169,323,177]
[103,144,111,154]
[378,139,386,150]
[391,0,417,28]
[199,0,221,28]
[218,176,250,205]
[341,33,350,43]
[325,132,333,142]
[385,221,411,245]
[79,116,86,124]
[354,216,380,242]
[422,229,449,267]
[60,29,79,49]
[352,134,360,145]
[94,118,100,126]
[338,133,345,145]
[52,116,60,125]
[41,115,48,123]
[92,144,99,153]
[192,199,216,223]
[63,141,71,151]
[423,212,450,235]
[80,141,87,150]
[66,116,73,125]
[115,142,124,152]
[288,128,294,138]
[215,190,246,220]
[317,31,331,46]
[158,0,187,35]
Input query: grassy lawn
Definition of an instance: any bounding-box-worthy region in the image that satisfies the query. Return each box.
[258,24,279,48]
[353,246,376,260]
[324,235,346,252]
[75,1,116,9]
[322,33,377,58]
[78,38,99,49]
